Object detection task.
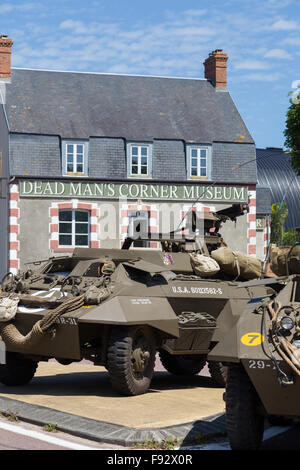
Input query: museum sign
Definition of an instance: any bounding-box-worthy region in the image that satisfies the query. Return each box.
[20,180,248,203]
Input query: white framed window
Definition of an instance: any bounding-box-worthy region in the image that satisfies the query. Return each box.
[127,143,152,178]
[187,146,211,180]
[58,210,90,248]
[62,141,89,177]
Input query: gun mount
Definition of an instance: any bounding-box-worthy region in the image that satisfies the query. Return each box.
[122,203,249,254]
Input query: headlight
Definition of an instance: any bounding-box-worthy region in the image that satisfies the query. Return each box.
[280,316,294,331]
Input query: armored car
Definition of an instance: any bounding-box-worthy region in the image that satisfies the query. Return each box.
[0,204,270,396]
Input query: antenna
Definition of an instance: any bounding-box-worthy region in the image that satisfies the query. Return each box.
[177,151,283,231]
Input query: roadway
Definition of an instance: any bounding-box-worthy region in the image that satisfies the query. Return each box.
[0,413,299,451]
[0,358,298,452]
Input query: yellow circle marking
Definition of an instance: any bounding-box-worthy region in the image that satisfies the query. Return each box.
[241,332,264,346]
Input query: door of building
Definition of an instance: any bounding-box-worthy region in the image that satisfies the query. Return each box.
[128,210,149,247]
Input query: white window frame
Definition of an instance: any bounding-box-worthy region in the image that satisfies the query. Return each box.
[58,209,90,248]
[62,141,89,177]
[187,145,212,180]
[127,143,152,178]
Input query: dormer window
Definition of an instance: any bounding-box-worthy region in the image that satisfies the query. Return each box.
[127,143,152,178]
[187,145,212,180]
[62,141,89,177]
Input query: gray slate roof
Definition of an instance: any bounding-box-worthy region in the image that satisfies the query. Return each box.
[257,147,300,229]
[256,185,272,215]
[5,68,253,144]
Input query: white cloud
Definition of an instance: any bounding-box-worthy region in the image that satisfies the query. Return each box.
[0,4,13,14]
[282,36,300,46]
[235,60,271,71]
[182,9,208,17]
[0,2,40,14]
[59,20,88,34]
[270,19,298,30]
[59,19,120,37]
[242,72,283,82]
[265,0,295,8]
[5,4,298,86]
[264,48,292,59]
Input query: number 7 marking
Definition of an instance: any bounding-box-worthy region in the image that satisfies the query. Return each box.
[241,332,264,346]
[248,334,259,344]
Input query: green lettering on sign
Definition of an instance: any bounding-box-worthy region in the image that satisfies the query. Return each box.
[20,180,248,203]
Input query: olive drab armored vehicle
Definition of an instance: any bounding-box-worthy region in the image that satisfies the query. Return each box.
[0,203,271,396]
[208,238,300,450]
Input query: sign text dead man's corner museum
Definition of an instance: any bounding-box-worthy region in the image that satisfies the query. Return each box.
[20,180,248,202]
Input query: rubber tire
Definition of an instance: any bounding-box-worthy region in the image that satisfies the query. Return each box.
[207,361,228,386]
[225,364,265,450]
[0,352,38,386]
[106,326,156,396]
[159,350,206,376]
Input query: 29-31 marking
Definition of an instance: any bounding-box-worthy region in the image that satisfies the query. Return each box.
[248,360,275,369]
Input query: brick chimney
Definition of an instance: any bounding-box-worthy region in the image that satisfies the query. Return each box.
[204,49,228,88]
[0,35,13,80]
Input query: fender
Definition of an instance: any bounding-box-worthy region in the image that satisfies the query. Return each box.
[208,297,269,363]
[78,295,179,338]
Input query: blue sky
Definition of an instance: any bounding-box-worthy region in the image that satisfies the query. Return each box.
[1,0,299,148]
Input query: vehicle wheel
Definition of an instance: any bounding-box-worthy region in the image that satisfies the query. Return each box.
[207,361,228,386]
[159,350,206,375]
[106,325,156,396]
[0,352,38,386]
[226,364,265,450]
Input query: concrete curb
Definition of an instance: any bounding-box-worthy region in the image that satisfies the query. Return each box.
[0,395,226,446]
